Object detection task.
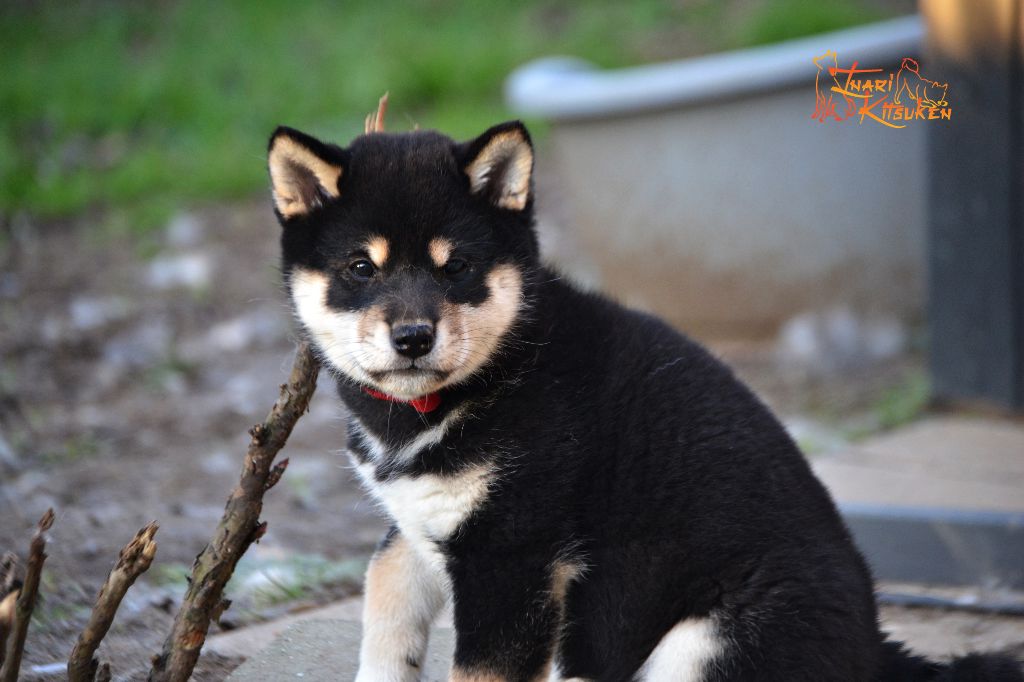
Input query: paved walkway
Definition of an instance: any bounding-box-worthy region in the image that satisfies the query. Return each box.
[812,416,1024,513]
[226,620,453,681]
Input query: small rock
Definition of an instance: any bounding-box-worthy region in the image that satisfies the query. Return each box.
[78,499,125,525]
[862,316,907,360]
[181,311,287,360]
[166,212,205,248]
[0,272,21,299]
[74,404,109,429]
[0,432,18,469]
[12,470,50,497]
[146,251,212,290]
[69,295,130,331]
[200,450,236,475]
[119,581,175,616]
[102,317,172,368]
[776,307,908,372]
[776,311,819,366]
[161,370,188,395]
[89,362,126,394]
[40,315,64,344]
[138,428,163,450]
[821,307,860,362]
[29,663,67,676]
[220,371,271,416]
[220,311,286,350]
[78,538,101,559]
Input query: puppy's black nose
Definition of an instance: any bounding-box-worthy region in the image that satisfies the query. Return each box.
[391,323,435,359]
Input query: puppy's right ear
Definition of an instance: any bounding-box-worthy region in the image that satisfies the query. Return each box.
[459,121,533,211]
[268,127,345,219]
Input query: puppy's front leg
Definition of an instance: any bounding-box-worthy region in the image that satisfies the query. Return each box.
[448,556,571,682]
[356,529,446,682]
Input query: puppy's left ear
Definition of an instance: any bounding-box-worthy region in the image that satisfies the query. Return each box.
[268,126,345,219]
[459,121,533,211]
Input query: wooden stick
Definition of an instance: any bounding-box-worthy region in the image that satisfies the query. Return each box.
[0,508,54,682]
[365,92,389,133]
[148,342,319,682]
[0,552,18,670]
[68,522,158,682]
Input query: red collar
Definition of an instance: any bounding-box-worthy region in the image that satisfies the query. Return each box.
[363,387,442,414]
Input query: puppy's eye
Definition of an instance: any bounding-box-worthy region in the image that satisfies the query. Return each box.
[443,258,470,280]
[349,259,376,281]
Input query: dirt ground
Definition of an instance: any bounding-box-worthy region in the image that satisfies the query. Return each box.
[1,195,1021,680]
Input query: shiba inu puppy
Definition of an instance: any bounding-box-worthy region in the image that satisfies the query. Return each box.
[267,122,1022,681]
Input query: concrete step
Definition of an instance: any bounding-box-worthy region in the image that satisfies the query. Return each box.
[225,606,1024,681]
[812,416,1024,589]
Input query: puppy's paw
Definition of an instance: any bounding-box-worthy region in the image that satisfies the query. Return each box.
[354,658,421,682]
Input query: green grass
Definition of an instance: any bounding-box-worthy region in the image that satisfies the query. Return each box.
[735,0,888,47]
[837,369,932,442]
[872,370,930,431]
[0,0,909,228]
[40,433,102,465]
[230,553,368,611]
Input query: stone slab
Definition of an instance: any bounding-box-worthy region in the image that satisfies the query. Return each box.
[208,599,364,660]
[813,417,1024,514]
[227,619,454,681]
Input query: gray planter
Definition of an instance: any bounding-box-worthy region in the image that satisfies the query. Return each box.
[508,17,926,339]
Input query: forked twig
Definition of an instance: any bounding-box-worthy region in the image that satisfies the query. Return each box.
[0,508,55,682]
[149,94,384,680]
[68,522,159,682]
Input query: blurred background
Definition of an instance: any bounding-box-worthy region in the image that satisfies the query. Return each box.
[1,1,1021,679]
[0,0,910,226]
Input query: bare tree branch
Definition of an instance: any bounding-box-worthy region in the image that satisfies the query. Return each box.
[0,508,54,682]
[148,341,319,682]
[68,522,158,682]
[148,96,381,680]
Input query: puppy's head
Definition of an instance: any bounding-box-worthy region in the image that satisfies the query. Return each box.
[268,122,538,399]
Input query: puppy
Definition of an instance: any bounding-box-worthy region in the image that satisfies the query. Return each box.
[267,121,1022,681]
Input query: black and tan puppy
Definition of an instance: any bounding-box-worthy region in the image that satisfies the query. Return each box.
[267,122,1022,682]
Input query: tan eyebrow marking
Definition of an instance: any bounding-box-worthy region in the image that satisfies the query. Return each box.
[428,237,453,268]
[366,236,389,268]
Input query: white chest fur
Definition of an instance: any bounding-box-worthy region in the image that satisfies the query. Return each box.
[355,461,493,568]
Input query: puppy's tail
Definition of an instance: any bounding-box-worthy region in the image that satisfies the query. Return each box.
[879,640,1024,681]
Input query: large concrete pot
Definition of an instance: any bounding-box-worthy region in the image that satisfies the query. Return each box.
[508,17,926,340]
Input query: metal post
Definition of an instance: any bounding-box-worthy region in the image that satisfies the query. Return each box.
[923,0,1024,409]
